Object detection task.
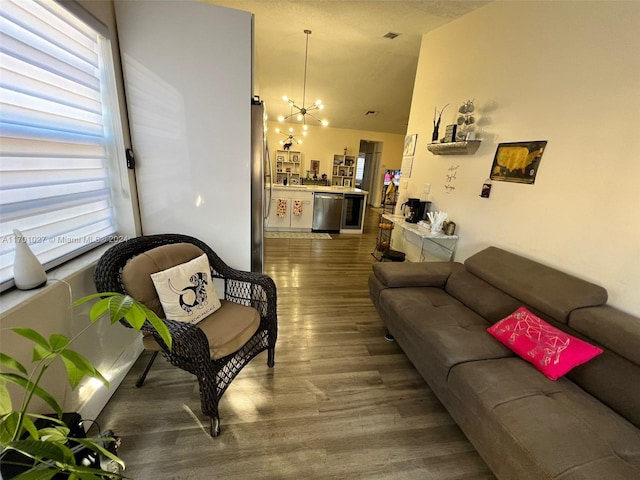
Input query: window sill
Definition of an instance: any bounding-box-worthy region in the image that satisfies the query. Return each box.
[0,244,112,317]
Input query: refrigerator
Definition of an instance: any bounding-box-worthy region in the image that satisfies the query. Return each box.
[115,1,266,272]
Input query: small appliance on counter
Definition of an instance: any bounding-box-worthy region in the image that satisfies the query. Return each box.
[401,198,431,223]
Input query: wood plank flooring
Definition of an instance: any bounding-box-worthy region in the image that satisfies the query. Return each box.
[95,207,495,479]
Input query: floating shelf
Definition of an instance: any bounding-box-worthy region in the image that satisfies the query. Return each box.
[427,140,481,155]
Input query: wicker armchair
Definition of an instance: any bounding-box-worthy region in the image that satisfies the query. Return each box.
[93,234,277,436]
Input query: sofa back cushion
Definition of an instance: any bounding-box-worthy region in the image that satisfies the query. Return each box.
[464,247,608,323]
[446,270,522,323]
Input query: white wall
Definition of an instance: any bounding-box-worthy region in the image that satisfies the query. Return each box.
[404,0,640,316]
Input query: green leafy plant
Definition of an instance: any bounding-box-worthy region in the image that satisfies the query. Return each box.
[0,292,171,479]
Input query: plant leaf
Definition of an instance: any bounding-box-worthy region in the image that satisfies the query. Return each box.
[5,437,75,466]
[38,425,69,444]
[0,377,13,416]
[0,410,22,443]
[1,373,62,416]
[137,303,172,349]
[108,295,135,326]
[48,334,69,352]
[0,352,28,375]
[12,328,49,350]
[33,344,53,362]
[21,413,40,440]
[59,350,108,390]
[74,437,126,470]
[72,291,118,306]
[121,301,146,329]
[88,297,110,323]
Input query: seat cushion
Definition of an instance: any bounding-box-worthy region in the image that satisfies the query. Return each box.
[143,300,260,360]
[447,358,640,479]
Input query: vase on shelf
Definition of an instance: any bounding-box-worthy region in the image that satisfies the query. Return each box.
[12,229,47,290]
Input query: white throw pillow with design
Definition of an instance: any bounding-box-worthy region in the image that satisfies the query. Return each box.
[150,253,221,324]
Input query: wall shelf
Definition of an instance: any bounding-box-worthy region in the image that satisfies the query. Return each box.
[427,140,481,155]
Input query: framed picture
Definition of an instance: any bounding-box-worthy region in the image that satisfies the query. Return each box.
[343,178,351,187]
[292,154,299,162]
[489,141,547,184]
[345,157,354,166]
[277,155,284,162]
[443,124,457,143]
[403,134,417,156]
[310,159,320,174]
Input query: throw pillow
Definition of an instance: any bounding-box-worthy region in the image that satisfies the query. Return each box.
[150,253,221,324]
[487,306,603,380]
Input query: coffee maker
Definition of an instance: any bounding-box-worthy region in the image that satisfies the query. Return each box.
[401,198,431,223]
[414,201,431,223]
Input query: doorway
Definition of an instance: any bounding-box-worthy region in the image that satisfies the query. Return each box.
[358,140,384,206]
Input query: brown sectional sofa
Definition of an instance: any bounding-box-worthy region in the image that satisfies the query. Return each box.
[368,246,640,480]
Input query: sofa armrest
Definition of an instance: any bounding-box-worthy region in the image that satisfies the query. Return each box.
[372,261,464,288]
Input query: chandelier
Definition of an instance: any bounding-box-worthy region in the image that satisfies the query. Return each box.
[278,29,328,128]
[274,126,306,150]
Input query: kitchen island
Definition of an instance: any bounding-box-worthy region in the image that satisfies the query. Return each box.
[266,185,368,234]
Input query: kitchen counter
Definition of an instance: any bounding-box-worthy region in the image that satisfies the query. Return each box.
[266,184,368,234]
[269,184,368,195]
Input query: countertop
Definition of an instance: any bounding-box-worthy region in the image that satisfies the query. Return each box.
[268,184,368,195]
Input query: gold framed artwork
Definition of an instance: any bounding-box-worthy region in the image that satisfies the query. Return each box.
[490,141,547,184]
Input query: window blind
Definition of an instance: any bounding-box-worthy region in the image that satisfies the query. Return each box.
[0,0,121,290]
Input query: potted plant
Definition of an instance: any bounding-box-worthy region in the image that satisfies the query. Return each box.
[1,292,171,478]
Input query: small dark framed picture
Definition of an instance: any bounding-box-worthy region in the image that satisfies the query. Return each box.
[443,124,457,143]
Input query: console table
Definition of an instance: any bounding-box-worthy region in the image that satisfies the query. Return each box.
[380,213,458,262]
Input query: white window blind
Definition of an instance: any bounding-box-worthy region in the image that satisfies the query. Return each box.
[0,0,124,291]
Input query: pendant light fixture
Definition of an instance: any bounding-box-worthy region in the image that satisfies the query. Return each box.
[278,29,328,128]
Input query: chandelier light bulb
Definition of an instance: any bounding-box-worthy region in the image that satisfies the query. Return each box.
[302,131,308,136]
[321,120,329,127]
[275,128,281,134]
[315,99,322,106]
[288,127,294,132]
[303,125,308,131]
[277,115,285,122]
[296,113,303,121]
[282,95,289,102]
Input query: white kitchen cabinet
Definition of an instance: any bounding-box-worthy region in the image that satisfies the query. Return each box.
[268,191,313,230]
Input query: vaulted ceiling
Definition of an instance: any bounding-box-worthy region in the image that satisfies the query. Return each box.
[207,0,490,134]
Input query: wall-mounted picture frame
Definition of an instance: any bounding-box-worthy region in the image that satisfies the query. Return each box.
[343,178,351,187]
[276,155,285,162]
[489,141,547,184]
[403,134,417,156]
[310,159,320,174]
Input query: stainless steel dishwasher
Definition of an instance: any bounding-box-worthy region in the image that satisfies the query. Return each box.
[312,193,344,232]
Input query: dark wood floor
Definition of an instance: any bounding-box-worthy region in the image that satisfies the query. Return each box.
[96,207,495,479]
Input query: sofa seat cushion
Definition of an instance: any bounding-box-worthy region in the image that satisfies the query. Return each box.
[448,358,640,479]
[378,287,514,392]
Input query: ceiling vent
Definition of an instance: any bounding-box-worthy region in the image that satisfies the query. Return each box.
[365,110,378,116]
[383,32,400,40]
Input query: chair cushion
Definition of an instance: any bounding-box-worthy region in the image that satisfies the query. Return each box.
[143,300,260,360]
[150,253,221,324]
[122,243,205,318]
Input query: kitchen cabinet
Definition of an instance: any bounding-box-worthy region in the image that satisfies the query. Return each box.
[275,150,302,185]
[268,190,313,230]
[331,154,356,187]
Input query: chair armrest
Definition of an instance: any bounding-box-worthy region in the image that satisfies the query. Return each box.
[372,261,465,288]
